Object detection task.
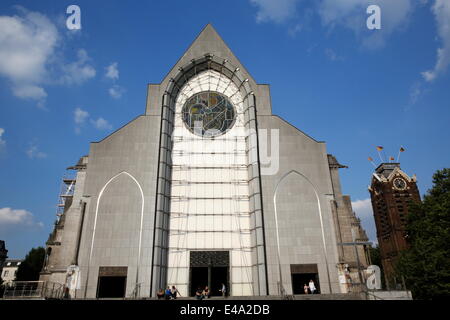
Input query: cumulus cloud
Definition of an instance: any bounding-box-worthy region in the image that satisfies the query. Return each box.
[60,49,96,85]
[74,107,89,125]
[318,0,414,49]
[105,62,119,80]
[0,7,96,106]
[422,0,450,81]
[73,108,113,133]
[105,62,125,99]
[12,84,48,100]
[352,198,373,217]
[250,0,300,23]
[26,142,47,159]
[0,207,43,228]
[74,107,89,134]
[0,8,57,103]
[352,198,377,243]
[249,0,417,49]
[108,84,125,99]
[91,117,113,130]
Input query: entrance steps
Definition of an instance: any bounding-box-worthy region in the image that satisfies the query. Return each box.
[152,293,366,300]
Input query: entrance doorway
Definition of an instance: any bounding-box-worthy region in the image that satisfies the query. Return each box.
[211,266,228,296]
[290,264,320,294]
[190,267,208,296]
[97,276,127,298]
[96,266,128,298]
[190,251,229,297]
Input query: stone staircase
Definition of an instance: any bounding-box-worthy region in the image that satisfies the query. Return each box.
[148,293,366,301]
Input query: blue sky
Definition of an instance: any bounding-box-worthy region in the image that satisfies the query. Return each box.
[0,0,449,259]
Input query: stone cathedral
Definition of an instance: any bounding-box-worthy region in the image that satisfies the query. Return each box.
[40,25,369,298]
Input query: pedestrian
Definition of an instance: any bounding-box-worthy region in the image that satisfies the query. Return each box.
[171,285,179,299]
[303,284,309,294]
[309,280,316,294]
[157,288,165,299]
[219,283,226,297]
[165,286,172,299]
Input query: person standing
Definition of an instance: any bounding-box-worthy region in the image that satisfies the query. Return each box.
[303,284,309,294]
[220,283,227,298]
[309,280,316,294]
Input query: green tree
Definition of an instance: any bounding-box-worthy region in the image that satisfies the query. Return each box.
[396,168,450,299]
[15,247,46,281]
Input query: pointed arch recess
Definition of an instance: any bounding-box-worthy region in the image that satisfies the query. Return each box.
[85,171,145,297]
[273,170,332,294]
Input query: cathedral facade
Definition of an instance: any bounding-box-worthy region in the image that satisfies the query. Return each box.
[40,25,368,298]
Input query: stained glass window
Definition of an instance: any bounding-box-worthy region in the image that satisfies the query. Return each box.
[182,91,236,137]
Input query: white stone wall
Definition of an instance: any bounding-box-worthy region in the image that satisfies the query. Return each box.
[167,70,253,296]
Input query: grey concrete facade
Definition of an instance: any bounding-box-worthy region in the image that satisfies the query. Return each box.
[40,24,368,298]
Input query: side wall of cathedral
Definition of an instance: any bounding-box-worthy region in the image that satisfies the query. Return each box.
[75,115,161,298]
[258,115,342,294]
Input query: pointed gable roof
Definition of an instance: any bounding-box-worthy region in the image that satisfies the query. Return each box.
[159,24,257,88]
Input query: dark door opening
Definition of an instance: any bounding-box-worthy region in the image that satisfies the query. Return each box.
[189,251,230,297]
[190,267,208,297]
[97,276,127,298]
[291,273,320,294]
[210,266,228,296]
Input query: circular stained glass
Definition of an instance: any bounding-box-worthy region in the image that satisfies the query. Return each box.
[182,91,236,137]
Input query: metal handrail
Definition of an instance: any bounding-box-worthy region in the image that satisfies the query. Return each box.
[2,281,64,299]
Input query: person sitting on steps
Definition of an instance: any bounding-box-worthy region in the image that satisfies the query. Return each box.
[195,287,204,300]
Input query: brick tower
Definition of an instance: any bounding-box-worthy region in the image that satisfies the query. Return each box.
[368,163,421,289]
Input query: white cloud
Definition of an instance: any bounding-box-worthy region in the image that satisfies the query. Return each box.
[422,0,450,81]
[249,0,416,48]
[0,7,57,102]
[352,198,377,243]
[0,207,43,228]
[108,84,125,99]
[0,8,96,106]
[105,62,119,80]
[73,108,113,133]
[91,117,112,130]
[60,49,96,85]
[352,198,373,217]
[26,142,47,159]
[12,84,48,100]
[0,128,5,149]
[318,0,414,49]
[74,107,89,125]
[250,0,300,23]
[74,107,89,134]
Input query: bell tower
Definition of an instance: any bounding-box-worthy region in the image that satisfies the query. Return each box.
[368,162,421,289]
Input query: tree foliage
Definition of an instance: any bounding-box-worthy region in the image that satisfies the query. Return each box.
[396,168,450,299]
[15,247,46,281]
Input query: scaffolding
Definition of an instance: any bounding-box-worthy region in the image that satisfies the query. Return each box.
[55,173,76,221]
[165,69,255,296]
